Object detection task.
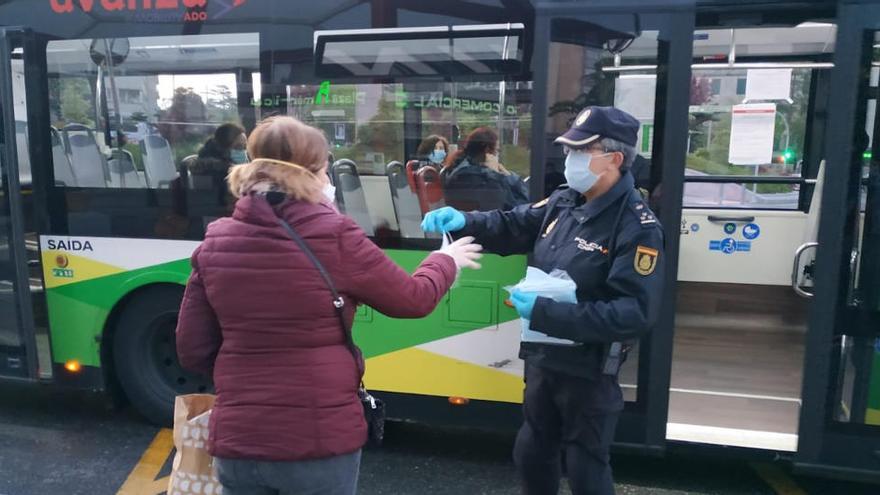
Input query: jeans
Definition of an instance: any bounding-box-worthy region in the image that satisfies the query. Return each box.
[215,450,361,495]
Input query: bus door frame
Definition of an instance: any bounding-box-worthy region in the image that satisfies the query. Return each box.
[531,0,695,453]
[0,27,45,382]
[795,0,880,483]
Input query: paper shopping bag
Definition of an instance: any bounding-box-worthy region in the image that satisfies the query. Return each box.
[167,394,221,495]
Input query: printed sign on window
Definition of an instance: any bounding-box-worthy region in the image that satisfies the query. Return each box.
[728,103,776,165]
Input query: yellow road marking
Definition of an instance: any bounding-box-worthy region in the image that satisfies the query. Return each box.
[149,477,170,494]
[751,462,807,495]
[117,428,174,495]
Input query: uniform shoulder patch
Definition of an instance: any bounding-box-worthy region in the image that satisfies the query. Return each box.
[532,197,550,209]
[634,245,659,276]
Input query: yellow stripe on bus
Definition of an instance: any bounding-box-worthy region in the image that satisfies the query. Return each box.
[365,347,524,404]
[41,250,125,289]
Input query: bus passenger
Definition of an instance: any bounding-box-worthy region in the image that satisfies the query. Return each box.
[189,123,247,185]
[175,116,482,495]
[416,134,450,168]
[422,107,665,495]
[442,127,529,211]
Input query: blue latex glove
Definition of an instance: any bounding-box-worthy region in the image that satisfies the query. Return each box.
[421,206,466,233]
[510,290,538,320]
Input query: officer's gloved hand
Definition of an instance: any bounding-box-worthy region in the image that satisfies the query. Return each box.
[510,289,538,320]
[421,207,465,233]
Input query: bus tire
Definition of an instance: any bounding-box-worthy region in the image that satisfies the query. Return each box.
[113,286,212,426]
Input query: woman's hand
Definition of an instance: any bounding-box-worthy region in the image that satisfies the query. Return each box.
[436,236,483,270]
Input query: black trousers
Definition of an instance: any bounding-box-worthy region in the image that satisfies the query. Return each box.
[513,364,620,495]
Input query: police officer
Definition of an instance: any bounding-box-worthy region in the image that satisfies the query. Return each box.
[421,106,665,495]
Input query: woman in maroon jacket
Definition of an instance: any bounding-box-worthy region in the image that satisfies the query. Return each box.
[175,116,482,495]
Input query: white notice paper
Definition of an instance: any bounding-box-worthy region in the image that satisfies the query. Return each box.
[614,75,657,121]
[745,69,792,102]
[728,103,777,165]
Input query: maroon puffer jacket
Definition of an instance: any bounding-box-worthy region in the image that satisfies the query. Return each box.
[175,194,456,461]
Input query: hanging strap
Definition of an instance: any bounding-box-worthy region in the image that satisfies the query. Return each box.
[274,213,364,377]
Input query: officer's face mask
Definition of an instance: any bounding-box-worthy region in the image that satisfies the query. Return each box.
[564,150,611,194]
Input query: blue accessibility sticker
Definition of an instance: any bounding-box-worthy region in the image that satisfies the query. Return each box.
[724,223,737,235]
[691,223,700,233]
[709,238,751,254]
[743,223,761,240]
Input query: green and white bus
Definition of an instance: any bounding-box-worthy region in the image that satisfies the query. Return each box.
[1,0,879,483]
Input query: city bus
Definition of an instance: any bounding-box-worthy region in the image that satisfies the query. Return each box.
[0,0,877,483]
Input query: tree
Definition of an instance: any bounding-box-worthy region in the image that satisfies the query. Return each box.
[51,78,95,127]
[356,93,403,155]
[690,76,712,106]
[205,85,239,124]
[157,87,208,144]
[129,111,149,123]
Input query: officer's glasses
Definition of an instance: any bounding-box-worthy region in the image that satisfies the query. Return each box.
[563,145,609,156]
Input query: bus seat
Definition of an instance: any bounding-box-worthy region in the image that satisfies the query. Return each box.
[108,149,146,189]
[15,120,32,186]
[405,160,420,193]
[180,154,213,189]
[141,134,178,188]
[63,124,108,187]
[330,159,375,236]
[50,127,77,187]
[387,161,424,238]
[415,166,445,214]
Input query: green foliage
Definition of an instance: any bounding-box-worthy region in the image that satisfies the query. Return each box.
[53,78,95,127]
[500,144,529,178]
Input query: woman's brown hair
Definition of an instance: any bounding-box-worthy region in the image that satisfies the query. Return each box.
[227,116,329,202]
[445,127,498,171]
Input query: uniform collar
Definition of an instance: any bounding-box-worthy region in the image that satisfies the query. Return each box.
[574,172,634,223]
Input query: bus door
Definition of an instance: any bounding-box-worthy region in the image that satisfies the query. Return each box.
[536,2,695,451]
[667,17,838,453]
[796,0,880,481]
[0,28,42,381]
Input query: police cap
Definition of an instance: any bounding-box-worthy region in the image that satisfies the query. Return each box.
[554,106,640,148]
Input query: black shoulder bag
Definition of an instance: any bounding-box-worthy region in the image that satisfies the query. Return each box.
[274,213,386,446]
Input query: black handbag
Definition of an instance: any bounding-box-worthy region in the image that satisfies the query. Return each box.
[274,212,386,447]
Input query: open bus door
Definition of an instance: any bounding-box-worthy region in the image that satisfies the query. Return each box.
[533,1,694,453]
[0,28,42,381]
[795,0,880,482]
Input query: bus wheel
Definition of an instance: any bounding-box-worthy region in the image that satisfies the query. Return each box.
[113,286,213,425]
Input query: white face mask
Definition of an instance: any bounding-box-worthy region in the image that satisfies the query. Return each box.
[322,183,336,203]
[564,151,611,194]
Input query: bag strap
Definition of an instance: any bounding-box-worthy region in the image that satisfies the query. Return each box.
[273,212,364,377]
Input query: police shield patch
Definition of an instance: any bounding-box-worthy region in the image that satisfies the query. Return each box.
[634,246,658,276]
